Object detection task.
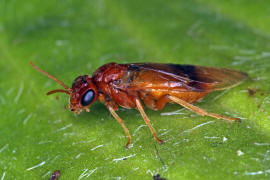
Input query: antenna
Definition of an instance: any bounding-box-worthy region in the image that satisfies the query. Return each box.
[30,61,72,91]
[47,89,71,95]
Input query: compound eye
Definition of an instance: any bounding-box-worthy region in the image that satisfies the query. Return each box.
[81,90,95,106]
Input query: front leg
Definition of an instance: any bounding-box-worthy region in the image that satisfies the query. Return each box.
[107,105,132,149]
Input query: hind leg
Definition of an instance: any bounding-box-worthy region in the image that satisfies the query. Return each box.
[168,95,240,122]
[156,96,169,110]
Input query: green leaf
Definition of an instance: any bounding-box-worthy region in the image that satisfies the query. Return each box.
[1,0,270,179]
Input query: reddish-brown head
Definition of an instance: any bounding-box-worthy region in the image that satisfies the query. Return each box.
[30,62,98,114]
[69,75,98,113]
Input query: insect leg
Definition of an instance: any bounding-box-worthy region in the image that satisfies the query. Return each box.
[107,106,132,148]
[168,95,240,122]
[135,99,164,144]
[156,96,169,110]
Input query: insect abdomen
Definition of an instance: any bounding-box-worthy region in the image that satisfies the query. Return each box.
[139,90,209,110]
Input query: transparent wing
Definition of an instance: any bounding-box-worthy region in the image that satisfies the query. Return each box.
[126,63,248,92]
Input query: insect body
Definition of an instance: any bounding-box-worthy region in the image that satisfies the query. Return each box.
[31,62,248,148]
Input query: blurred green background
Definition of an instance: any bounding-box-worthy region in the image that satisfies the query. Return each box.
[1,0,270,179]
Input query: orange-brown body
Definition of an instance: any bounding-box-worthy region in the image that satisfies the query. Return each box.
[92,63,246,111]
[31,62,248,148]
